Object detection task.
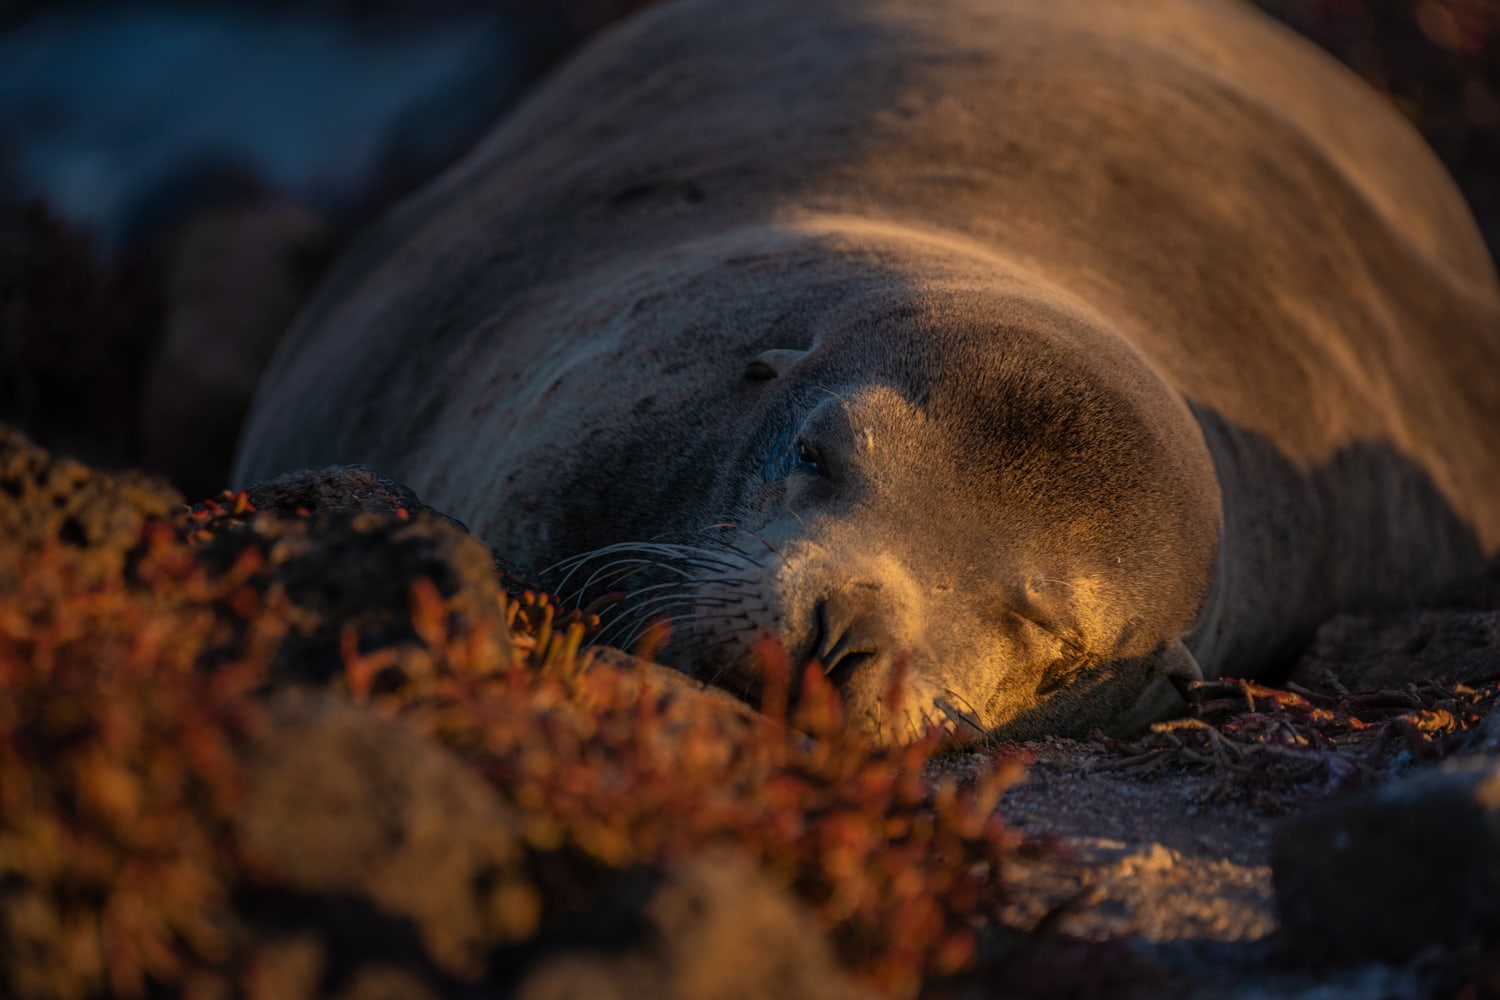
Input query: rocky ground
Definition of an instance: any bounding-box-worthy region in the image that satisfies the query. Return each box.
[967,604,1500,997]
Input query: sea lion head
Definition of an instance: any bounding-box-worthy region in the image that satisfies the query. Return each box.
[552,220,1222,745]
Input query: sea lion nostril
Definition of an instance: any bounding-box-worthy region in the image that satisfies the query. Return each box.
[819,626,864,669]
[811,596,882,686]
[825,648,876,688]
[812,598,832,660]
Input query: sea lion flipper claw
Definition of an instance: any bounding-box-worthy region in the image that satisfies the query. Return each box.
[1160,640,1205,705]
[1103,640,1207,737]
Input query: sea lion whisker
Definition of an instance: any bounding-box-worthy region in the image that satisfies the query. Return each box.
[601,601,701,634]
[540,546,644,585]
[603,611,725,665]
[593,610,678,649]
[659,546,757,574]
[566,562,662,603]
[673,619,755,652]
[630,602,762,632]
[543,539,694,571]
[608,580,694,604]
[692,539,764,565]
[569,554,709,597]
[548,540,733,578]
[698,523,780,556]
[683,607,765,626]
[699,577,762,590]
[676,558,754,578]
[934,692,987,735]
[592,592,739,647]
[593,593,698,627]
[611,586,732,614]
[545,551,661,597]
[592,612,678,645]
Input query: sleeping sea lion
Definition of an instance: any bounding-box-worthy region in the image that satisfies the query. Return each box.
[234,0,1500,743]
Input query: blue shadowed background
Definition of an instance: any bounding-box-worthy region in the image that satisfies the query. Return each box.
[0,5,518,248]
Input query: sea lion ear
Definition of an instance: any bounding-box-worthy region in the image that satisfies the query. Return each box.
[744,348,808,381]
[1103,639,1204,737]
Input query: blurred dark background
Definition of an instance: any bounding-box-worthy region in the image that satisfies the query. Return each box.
[0,0,1494,499]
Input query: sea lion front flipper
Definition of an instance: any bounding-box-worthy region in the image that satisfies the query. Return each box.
[1159,639,1205,704]
[1105,639,1205,737]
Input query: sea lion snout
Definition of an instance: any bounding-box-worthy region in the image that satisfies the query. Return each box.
[682,531,960,742]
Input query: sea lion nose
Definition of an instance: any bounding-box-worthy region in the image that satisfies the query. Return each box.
[812,590,888,685]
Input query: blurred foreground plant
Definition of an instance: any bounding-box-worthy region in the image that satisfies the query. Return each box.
[1,467,1028,999]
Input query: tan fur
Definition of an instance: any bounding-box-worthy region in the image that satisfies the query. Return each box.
[236,0,1500,742]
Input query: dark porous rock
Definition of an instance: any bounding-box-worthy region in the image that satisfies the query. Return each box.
[240,463,542,592]
[514,853,875,1000]
[0,424,182,587]
[1271,756,1500,964]
[1289,609,1500,694]
[243,464,468,531]
[197,496,507,686]
[237,692,540,994]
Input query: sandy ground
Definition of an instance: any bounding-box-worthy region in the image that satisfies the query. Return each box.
[928,694,1498,997]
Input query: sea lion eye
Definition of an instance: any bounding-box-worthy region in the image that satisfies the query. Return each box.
[795,438,824,474]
